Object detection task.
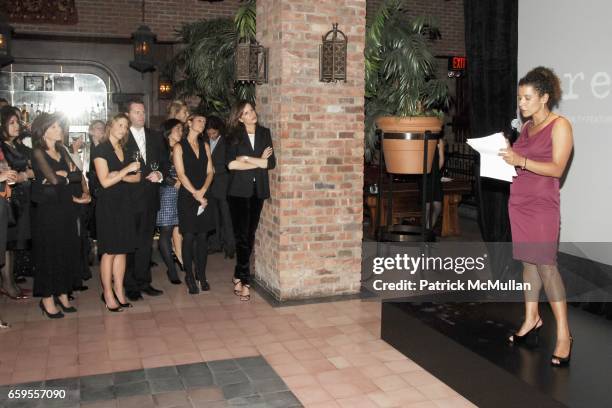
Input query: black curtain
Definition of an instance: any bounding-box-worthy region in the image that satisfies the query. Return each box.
[464,0,518,278]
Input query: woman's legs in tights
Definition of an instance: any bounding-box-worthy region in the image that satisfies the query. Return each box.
[112,254,127,304]
[172,226,183,265]
[182,232,209,292]
[100,254,120,309]
[159,226,179,282]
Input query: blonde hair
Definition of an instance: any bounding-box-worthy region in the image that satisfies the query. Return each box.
[167,100,188,120]
[102,113,130,147]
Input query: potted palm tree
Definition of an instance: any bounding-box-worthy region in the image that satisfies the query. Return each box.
[365,0,450,173]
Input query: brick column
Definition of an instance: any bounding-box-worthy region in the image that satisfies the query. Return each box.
[254,0,366,300]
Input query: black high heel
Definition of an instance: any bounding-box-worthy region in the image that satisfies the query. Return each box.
[53,296,77,313]
[509,318,542,345]
[551,336,573,367]
[100,293,123,312]
[184,271,199,294]
[39,300,64,319]
[112,291,133,308]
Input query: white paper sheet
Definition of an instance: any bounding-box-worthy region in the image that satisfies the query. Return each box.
[467,132,517,182]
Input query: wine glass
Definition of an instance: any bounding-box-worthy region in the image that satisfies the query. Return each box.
[0,161,15,185]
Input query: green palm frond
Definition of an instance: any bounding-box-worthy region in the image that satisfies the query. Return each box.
[166,1,257,118]
[364,0,450,161]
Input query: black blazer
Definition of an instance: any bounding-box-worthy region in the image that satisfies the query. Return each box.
[125,128,167,212]
[226,125,276,199]
[207,135,230,199]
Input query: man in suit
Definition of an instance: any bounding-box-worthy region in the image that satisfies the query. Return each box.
[124,100,167,300]
[205,116,235,258]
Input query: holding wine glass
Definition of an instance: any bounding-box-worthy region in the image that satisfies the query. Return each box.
[131,150,142,173]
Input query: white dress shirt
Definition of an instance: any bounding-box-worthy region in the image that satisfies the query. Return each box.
[130,126,147,163]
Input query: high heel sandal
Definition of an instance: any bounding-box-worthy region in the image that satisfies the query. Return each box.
[551,336,573,367]
[0,287,29,300]
[39,300,64,319]
[100,294,123,312]
[232,279,242,296]
[240,285,251,302]
[53,296,77,313]
[508,317,542,345]
[0,320,10,329]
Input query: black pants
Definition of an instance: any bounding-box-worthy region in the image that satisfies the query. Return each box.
[228,192,264,285]
[208,196,235,252]
[125,206,156,292]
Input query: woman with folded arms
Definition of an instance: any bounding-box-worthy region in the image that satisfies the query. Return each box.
[226,101,275,301]
[93,114,141,312]
[31,113,88,318]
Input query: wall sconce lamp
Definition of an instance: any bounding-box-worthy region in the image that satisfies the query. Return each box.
[158,77,172,99]
[0,14,14,68]
[319,23,347,83]
[234,39,268,84]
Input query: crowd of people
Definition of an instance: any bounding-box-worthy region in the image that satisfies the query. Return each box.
[0,97,275,323]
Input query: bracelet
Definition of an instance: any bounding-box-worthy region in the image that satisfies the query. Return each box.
[522,157,527,170]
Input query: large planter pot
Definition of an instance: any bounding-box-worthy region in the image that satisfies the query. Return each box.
[376,116,442,174]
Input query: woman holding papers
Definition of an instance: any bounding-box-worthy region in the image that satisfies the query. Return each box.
[173,114,215,294]
[500,67,574,367]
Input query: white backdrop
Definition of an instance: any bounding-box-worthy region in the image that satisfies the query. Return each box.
[518,0,612,264]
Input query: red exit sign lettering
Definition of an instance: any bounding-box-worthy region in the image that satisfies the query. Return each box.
[448,56,466,71]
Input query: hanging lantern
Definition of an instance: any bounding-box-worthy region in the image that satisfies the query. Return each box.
[234,40,268,84]
[319,24,347,83]
[130,24,156,73]
[158,77,172,99]
[0,15,14,68]
[129,1,156,73]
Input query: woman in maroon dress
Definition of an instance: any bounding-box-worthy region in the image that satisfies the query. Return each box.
[500,67,574,366]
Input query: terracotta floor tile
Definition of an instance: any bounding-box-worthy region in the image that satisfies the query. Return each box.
[271,361,308,377]
[227,345,259,358]
[282,373,319,389]
[45,364,79,380]
[141,355,174,369]
[320,382,362,399]
[337,395,379,408]
[303,401,342,408]
[300,358,337,375]
[372,374,409,392]
[432,396,477,408]
[256,341,288,355]
[111,358,142,372]
[199,347,233,362]
[292,347,326,362]
[292,385,334,405]
[359,364,394,379]
[11,367,46,384]
[385,359,422,374]
[386,386,429,406]
[367,391,399,408]
[328,356,351,369]
[47,353,78,368]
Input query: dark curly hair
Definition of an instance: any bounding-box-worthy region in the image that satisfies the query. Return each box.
[518,66,562,110]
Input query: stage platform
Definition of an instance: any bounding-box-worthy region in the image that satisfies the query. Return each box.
[381,301,612,408]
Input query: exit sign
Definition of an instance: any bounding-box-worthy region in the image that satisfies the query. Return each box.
[448,56,467,71]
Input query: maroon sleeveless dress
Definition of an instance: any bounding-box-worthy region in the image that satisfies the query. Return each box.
[508,118,560,265]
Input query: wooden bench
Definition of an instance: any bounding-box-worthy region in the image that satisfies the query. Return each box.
[365,179,472,238]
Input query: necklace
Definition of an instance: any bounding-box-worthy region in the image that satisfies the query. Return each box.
[533,110,551,127]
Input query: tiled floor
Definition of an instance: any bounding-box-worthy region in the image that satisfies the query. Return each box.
[0,252,475,407]
[1,357,302,407]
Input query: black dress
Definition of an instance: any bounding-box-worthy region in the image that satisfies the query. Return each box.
[31,148,80,297]
[177,138,216,234]
[92,142,137,255]
[2,141,32,249]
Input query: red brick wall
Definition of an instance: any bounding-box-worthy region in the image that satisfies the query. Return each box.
[367,0,465,56]
[255,0,365,299]
[9,0,242,42]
